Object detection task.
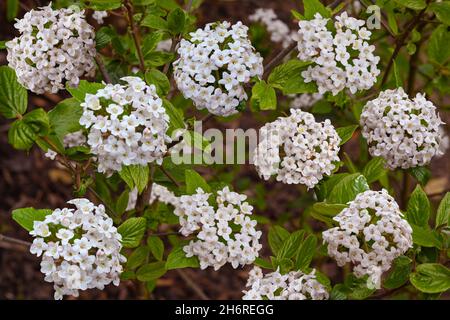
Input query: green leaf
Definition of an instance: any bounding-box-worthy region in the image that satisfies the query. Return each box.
[0,41,6,50]
[295,234,317,271]
[7,0,19,21]
[310,202,346,224]
[345,275,376,300]
[115,189,130,215]
[327,174,369,204]
[48,98,83,140]
[141,14,169,30]
[12,208,52,231]
[429,2,450,25]
[251,81,277,111]
[411,224,443,249]
[362,157,386,184]
[163,98,185,133]
[136,261,166,281]
[118,217,147,248]
[126,246,150,269]
[268,225,290,256]
[383,256,412,289]
[408,166,431,186]
[410,263,450,293]
[427,25,450,65]
[166,246,199,270]
[67,81,105,103]
[167,8,186,34]
[81,0,122,10]
[95,27,113,50]
[268,60,316,95]
[330,284,348,300]
[142,31,165,56]
[254,257,273,269]
[8,109,50,150]
[119,165,150,194]
[336,125,358,145]
[145,69,170,96]
[185,169,211,194]
[393,0,427,10]
[303,0,331,19]
[277,230,305,260]
[393,60,403,87]
[0,66,27,119]
[147,236,164,261]
[436,192,450,227]
[407,185,430,227]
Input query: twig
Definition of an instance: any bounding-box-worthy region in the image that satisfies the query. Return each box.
[124,0,146,73]
[0,234,31,247]
[94,54,112,84]
[159,166,181,188]
[262,42,297,80]
[176,269,209,300]
[148,232,180,237]
[401,172,411,210]
[380,7,428,88]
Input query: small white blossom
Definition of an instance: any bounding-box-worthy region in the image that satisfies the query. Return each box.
[126,183,178,211]
[174,21,263,116]
[79,76,171,175]
[290,93,323,110]
[174,187,262,270]
[92,11,107,24]
[6,4,96,94]
[294,12,380,95]
[249,8,295,48]
[322,190,413,288]
[360,88,445,169]
[253,109,341,189]
[29,199,126,300]
[243,267,329,300]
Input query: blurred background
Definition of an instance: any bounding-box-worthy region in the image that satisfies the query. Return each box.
[0,0,449,299]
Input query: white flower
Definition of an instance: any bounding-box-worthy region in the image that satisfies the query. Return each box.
[126,183,178,211]
[6,4,96,94]
[360,88,445,169]
[92,11,107,24]
[174,21,263,116]
[249,8,296,49]
[253,109,341,189]
[29,199,125,300]
[290,93,323,110]
[79,76,171,175]
[243,267,329,300]
[322,190,413,287]
[174,186,262,270]
[294,12,380,95]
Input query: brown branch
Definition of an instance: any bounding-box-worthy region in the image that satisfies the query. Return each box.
[124,0,146,73]
[159,166,181,188]
[262,42,297,80]
[380,7,428,88]
[94,54,112,84]
[175,269,209,300]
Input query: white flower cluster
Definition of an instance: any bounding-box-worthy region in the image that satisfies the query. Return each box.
[249,8,295,48]
[79,76,171,175]
[243,267,329,300]
[126,183,178,211]
[290,93,323,110]
[174,187,262,270]
[322,190,413,289]
[360,88,445,169]
[29,199,126,300]
[6,4,96,94]
[295,12,380,95]
[253,109,341,189]
[174,21,263,116]
[92,11,107,24]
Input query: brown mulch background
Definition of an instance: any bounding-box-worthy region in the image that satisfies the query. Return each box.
[0,0,448,300]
